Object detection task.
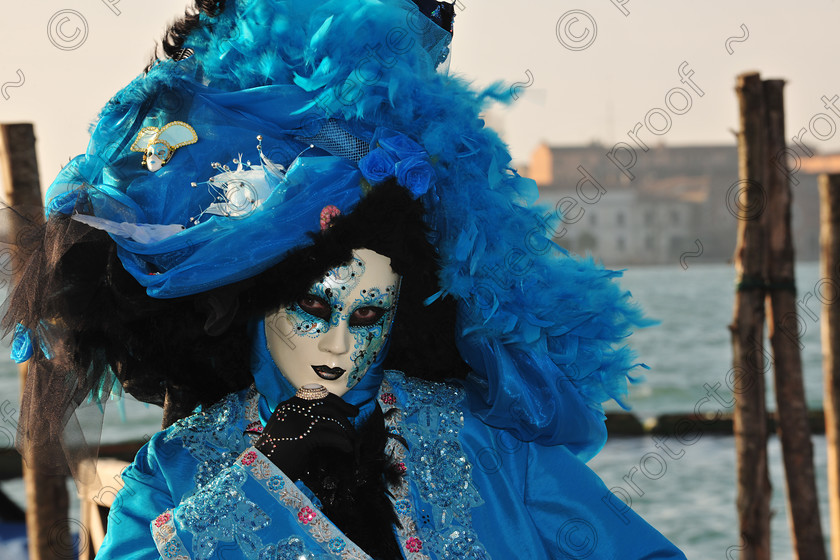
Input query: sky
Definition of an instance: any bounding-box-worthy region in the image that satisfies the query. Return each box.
[2,0,840,192]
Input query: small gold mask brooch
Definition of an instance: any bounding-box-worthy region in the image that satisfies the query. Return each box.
[130,121,198,172]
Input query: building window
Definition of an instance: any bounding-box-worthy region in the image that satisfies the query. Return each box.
[671,209,680,225]
[578,231,598,252]
[589,213,597,226]
[616,212,625,227]
[617,237,625,252]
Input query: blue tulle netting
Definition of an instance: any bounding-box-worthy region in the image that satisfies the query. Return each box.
[32,0,652,460]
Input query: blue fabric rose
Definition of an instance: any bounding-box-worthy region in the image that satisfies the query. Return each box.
[358,148,397,185]
[11,324,33,364]
[372,128,425,158]
[395,156,436,197]
[365,128,434,197]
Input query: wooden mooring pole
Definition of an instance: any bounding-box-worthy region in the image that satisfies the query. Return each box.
[0,123,72,560]
[731,71,771,560]
[821,173,840,560]
[763,80,827,560]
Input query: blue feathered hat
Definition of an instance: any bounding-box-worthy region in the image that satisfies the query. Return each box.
[35,0,649,460]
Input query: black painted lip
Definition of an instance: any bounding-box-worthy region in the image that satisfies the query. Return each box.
[312,365,346,381]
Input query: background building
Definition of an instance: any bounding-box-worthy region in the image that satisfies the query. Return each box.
[524,142,820,266]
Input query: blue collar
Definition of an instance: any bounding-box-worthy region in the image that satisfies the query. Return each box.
[249,319,386,428]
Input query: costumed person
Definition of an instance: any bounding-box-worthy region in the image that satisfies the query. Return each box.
[3,0,687,558]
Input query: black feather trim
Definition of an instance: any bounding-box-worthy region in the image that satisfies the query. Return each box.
[300,404,403,560]
[145,0,227,72]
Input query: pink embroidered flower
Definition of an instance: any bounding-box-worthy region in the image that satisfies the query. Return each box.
[396,462,407,474]
[245,421,263,433]
[241,451,257,466]
[381,392,396,405]
[298,506,317,524]
[320,205,341,231]
[406,537,423,553]
[154,511,172,528]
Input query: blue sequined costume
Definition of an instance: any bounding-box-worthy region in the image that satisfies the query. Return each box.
[99,369,685,559]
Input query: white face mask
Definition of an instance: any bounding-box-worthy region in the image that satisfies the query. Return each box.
[264,248,401,396]
[144,141,171,172]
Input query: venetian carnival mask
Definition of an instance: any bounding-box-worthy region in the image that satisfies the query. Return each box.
[265,249,401,396]
[130,121,198,172]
